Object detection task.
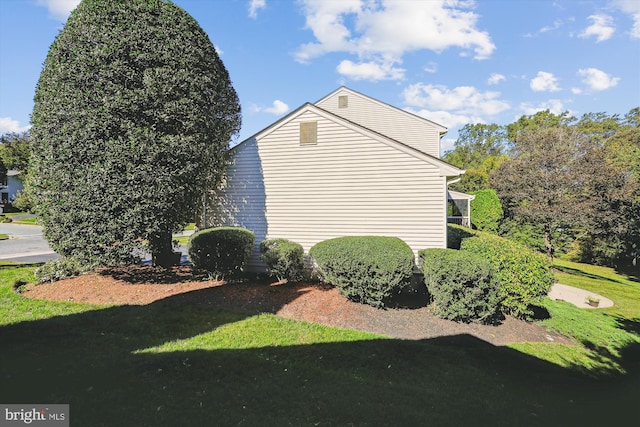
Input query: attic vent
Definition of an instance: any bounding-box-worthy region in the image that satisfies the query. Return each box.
[300,121,317,145]
[338,95,348,108]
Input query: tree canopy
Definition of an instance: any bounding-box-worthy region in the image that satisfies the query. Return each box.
[30,0,241,267]
[0,131,31,171]
[443,123,508,193]
[445,108,639,268]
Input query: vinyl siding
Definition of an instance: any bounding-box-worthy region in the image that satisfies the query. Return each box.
[208,138,268,271]
[316,88,444,158]
[212,108,448,270]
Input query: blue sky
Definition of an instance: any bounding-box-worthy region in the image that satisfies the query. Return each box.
[1,0,638,154]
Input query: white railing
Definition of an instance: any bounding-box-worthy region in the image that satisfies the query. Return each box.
[447,216,471,227]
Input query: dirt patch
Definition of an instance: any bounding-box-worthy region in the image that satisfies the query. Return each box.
[21,266,573,346]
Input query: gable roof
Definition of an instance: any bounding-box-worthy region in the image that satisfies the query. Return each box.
[242,101,463,177]
[315,86,447,135]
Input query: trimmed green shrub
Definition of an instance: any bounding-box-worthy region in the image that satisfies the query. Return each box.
[470,189,503,233]
[309,236,415,308]
[447,224,477,249]
[460,232,554,319]
[30,0,240,267]
[188,227,254,279]
[260,238,305,282]
[35,256,90,283]
[419,248,501,324]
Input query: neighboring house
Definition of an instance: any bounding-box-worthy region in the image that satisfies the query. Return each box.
[0,170,23,212]
[210,87,471,270]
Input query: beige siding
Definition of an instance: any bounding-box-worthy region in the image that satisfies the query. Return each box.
[209,139,268,271]
[212,106,450,271]
[316,88,444,158]
[267,109,446,264]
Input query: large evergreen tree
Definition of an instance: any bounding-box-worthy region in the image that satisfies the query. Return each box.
[30,0,241,267]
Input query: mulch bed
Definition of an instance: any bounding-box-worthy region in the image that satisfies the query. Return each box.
[21,265,573,347]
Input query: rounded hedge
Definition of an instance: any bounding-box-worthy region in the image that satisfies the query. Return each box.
[260,238,305,282]
[447,224,477,250]
[419,248,501,323]
[460,232,554,319]
[309,236,415,308]
[188,227,254,278]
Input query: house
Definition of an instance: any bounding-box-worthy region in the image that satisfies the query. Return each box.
[0,170,24,212]
[209,87,470,270]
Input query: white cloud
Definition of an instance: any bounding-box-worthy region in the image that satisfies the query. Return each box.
[579,14,615,42]
[423,62,438,74]
[611,0,640,38]
[336,59,405,81]
[405,108,480,131]
[252,100,290,115]
[577,67,620,91]
[487,73,505,85]
[295,0,495,81]
[0,117,30,134]
[519,99,566,116]
[525,19,563,37]
[440,137,457,154]
[402,83,510,117]
[248,0,266,19]
[36,0,80,21]
[214,45,224,55]
[530,71,561,92]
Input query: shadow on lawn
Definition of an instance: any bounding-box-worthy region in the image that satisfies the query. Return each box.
[554,264,639,285]
[0,285,638,426]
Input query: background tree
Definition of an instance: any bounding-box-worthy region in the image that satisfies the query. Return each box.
[30,0,241,267]
[443,123,508,193]
[491,127,594,261]
[0,159,6,190]
[574,108,640,268]
[0,131,31,171]
[1,131,34,211]
[505,109,575,142]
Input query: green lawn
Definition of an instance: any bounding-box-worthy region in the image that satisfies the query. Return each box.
[509,259,640,376]
[0,262,638,426]
[2,212,39,225]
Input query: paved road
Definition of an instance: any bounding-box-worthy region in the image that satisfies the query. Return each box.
[0,223,58,263]
[0,223,193,264]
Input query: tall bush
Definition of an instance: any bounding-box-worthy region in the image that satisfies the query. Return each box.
[188,227,254,279]
[419,248,501,324]
[30,0,241,267]
[260,239,305,282]
[470,189,503,233]
[310,236,415,308]
[460,233,554,319]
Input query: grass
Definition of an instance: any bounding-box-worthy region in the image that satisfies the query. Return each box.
[0,233,8,240]
[2,211,39,225]
[0,262,638,425]
[173,236,190,245]
[509,259,640,376]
